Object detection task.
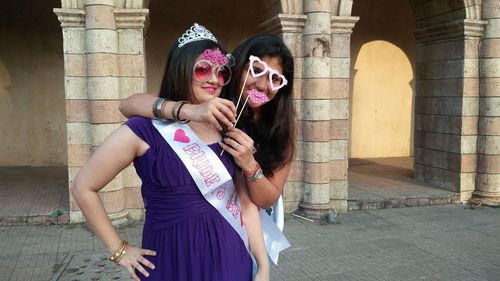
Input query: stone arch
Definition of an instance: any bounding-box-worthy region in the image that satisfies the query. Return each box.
[406,0,486,200]
[410,0,482,28]
[61,0,83,9]
[280,0,302,14]
[334,0,482,21]
[345,0,488,212]
[124,0,150,9]
[463,0,482,20]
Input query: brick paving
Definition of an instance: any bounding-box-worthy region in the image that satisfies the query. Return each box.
[348,157,459,211]
[0,158,459,226]
[1,205,499,281]
[0,167,69,225]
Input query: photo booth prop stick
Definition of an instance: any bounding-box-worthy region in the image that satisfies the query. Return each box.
[220,56,288,155]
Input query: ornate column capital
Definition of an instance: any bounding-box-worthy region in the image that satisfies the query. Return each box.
[114,9,149,29]
[259,13,307,34]
[415,19,488,43]
[330,16,359,34]
[53,8,85,27]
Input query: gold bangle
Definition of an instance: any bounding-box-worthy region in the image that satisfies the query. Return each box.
[109,240,128,263]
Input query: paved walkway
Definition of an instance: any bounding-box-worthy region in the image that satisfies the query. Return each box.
[1,205,499,281]
[348,157,459,211]
[0,167,69,225]
[1,158,458,225]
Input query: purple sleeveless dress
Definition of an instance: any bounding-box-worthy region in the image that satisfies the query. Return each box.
[125,117,252,281]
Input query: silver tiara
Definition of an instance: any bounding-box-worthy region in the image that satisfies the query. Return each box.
[177,23,218,48]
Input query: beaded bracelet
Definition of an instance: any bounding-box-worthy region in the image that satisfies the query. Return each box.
[244,162,261,177]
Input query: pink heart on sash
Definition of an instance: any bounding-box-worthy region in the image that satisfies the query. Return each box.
[174,129,190,143]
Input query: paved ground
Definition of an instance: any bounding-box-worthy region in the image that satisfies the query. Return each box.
[1,158,458,225]
[1,204,499,281]
[0,167,69,225]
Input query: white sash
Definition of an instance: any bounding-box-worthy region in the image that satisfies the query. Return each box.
[152,120,289,265]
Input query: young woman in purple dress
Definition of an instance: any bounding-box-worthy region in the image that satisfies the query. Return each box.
[71,24,269,281]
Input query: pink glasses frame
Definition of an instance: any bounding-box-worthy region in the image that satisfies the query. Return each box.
[192,60,232,86]
[248,55,288,91]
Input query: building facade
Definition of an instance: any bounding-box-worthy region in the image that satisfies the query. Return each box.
[0,0,498,223]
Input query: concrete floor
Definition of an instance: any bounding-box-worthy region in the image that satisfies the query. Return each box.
[2,205,498,281]
[0,166,68,224]
[348,157,458,210]
[0,157,459,224]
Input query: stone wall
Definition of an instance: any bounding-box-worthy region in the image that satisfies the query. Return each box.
[0,0,66,166]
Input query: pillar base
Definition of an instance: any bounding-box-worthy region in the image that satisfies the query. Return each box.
[471,191,500,207]
[298,202,330,219]
[107,209,130,225]
[69,209,129,224]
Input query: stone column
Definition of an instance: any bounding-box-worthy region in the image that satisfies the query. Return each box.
[260,13,307,214]
[298,0,332,218]
[84,0,128,224]
[413,19,486,201]
[54,5,88,223]
[473,0,500,206]
[115,7,149,220]
[330,16,358,212]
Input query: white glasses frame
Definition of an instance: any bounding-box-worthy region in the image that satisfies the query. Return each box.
[248,55,288,91]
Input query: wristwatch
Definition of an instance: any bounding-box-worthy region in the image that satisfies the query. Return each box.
[245,167,264,182]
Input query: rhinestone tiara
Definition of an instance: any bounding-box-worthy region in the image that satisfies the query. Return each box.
[177,23,218,48]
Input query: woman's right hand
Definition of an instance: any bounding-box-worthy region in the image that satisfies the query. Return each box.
[253,269,270,281]
[180,97,236,130]
[117,244,156,281]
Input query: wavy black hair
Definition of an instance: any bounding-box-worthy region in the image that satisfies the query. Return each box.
[223,35,296,176]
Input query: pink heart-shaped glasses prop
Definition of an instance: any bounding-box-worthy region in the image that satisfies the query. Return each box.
[221,56,287,155]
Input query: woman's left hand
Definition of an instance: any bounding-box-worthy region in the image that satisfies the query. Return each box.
[218,126,257,173]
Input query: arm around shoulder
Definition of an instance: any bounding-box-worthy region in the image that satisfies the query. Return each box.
[119,93,158,119]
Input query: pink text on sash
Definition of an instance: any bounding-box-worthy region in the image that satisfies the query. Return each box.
[183,143,220,187]
[226,189,241,220]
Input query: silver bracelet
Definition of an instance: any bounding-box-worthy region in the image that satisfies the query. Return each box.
[152,98,168,122]
[245,168,264,182]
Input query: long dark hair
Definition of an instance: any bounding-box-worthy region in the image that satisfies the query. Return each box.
[159,39,227,102]
[224,35,296,176]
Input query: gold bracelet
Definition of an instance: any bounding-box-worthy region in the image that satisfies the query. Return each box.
[109,240,128,263]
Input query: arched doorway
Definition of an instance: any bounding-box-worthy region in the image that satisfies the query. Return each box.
[0,0,68,223]
[347,0,461,210]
